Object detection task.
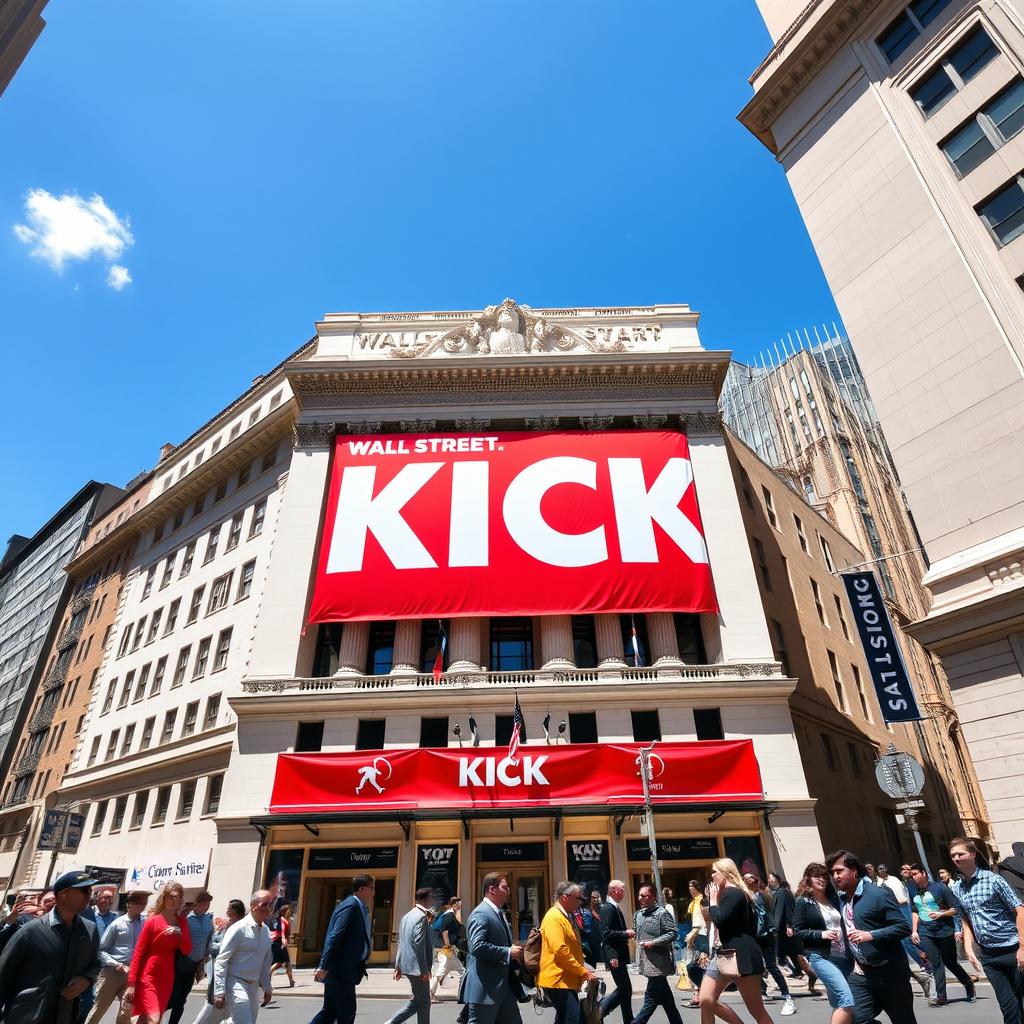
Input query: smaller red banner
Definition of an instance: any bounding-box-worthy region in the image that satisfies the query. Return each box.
[268,740,762,814]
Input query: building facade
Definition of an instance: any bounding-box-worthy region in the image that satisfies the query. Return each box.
[0,0,48,97]
[721,332,991,843]
[739,0,1024,853]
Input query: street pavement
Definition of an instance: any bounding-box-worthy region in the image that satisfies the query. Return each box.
[91,977,1004,1023]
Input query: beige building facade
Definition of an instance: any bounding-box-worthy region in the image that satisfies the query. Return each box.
[740,0,1024,854]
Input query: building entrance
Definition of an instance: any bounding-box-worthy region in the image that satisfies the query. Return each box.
[475,867,548,942]
[299,876,394,966]
[629,867,711,923]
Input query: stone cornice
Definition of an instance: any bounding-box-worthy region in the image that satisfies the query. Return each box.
[738,0,882,153]
[66,404,297,579]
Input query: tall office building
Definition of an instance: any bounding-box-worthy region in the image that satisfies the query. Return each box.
[740,0,1024,852]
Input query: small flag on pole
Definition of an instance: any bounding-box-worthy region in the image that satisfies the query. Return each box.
[631,616,643,668]
[432,621,447,682]
[509,693,526,765]
[542,712,551,744]
[468,714,480,747]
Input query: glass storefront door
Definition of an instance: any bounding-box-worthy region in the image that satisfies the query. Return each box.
[476,868,548,941]
[299,876,395,966]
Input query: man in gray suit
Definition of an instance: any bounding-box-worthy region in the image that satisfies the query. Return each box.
[386,886,436,1024]
[0,870,102,1024]
[459,872,525,1024]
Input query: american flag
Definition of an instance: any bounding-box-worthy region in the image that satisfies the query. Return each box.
[631,616,644,667]
[432,621,447,682]
[508,693,526,765]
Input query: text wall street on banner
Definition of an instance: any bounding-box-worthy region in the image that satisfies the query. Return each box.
[268,740,762,813]
[841,571,922,724]
[308,430,718,622]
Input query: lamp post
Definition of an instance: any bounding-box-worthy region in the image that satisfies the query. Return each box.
[637,742,664,904]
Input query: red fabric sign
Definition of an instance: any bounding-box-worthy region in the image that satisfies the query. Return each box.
[268,740,762,813]
[308,430,717,622]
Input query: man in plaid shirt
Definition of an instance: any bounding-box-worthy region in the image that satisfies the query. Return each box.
[950,836,1024,1024]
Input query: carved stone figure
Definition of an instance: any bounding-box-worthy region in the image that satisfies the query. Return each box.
[488,302,527,354]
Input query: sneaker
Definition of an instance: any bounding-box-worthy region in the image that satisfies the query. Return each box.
[915,972,933,998]
[928,997,947,1007]
[966,986,977,1003]
[781,996,796,1016]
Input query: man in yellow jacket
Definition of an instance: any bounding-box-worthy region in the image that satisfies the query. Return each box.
[538,882,596,1024]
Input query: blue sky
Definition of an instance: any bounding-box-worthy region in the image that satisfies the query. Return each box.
[0,0,841,543]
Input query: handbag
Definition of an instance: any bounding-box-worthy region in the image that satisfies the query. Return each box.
[714,947,741,979]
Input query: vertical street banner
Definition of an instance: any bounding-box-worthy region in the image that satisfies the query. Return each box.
[841,571,922,724]
[565,839,611,898]
[416,843,459,905]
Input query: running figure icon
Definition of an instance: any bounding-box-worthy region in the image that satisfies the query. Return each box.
[355,756,392,795]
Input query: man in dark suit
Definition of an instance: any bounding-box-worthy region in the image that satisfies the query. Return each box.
[598,879,635,1024]
[0,870,102,1024]
[458,872,525,1024]
[826,849,916,1024]
[310,873,375,1024]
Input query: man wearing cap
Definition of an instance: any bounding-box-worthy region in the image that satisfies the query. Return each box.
[85,890,148,1024]
[168,891,215,1024]
[0,870,103,1024]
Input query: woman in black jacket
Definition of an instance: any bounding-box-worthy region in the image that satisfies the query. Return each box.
[792,863,854,1024]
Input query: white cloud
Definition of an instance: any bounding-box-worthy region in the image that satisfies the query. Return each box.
[13,188,134,288]
[107,264,132,290]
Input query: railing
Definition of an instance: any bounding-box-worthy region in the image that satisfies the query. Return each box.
[56,619,83,652]
[42,660,69,692]
[28,701,56,734]
[70,583,97,616]
[12,749,40,778]
[241,662,784,696]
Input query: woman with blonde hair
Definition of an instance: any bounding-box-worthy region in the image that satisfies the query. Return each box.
[125,882,192,1024]
[698,858,774,1024]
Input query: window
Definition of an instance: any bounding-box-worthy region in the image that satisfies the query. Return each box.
[569,712,598,744]
[141,566,156,600]
[295,721,325,752]
[802,475,817,503]
[631,710,661,742]
[226,512,243,551]
[160,555,176,589]
[117,626,132,658]
[365,621,396,674]
[237,559,256,601]
[91,799,108,836]
[87,736,100,767]
[164,598,180,634]
[694,707,724,740]
[207,572,233,614]
[193,637,212,678]
[313,623,343,677]
[261,448,277,473]
[161,710,177,744]
[173,509,185,531]
[133,665,150,702]
[211,437,221,455]
[213,628,232,671]
[178,780,197,819]
[571,616,598,668]
[190,496,205,520]
[146,609,162,643]
[419,619,447,674]
[852,664,873,721]
[834,596,851,640]
[269,390,282,410]
[978,176,1024,246]
[120,723,136,756]
[237,462,251,486]
[154,785,172,824]
[761,486,778,529]
[819,535,836,573]
[186,586,205,624]
[249,498,267,538]
[183,701,199,737]
[794,514,808,553]
[356,718,386,750]
[130,618,146,652]
[131,790,148,829]
[771,619,790,676]
[821,732,838,770]
[204,694,221,729]
[117,675,132,709]
[110,794,128,831]
[179,541,196,577]
[490,617,535,671]
[828,650,849,713]
[215,480,228,503]
[811,579,827,625]
[204,774,223,814]
[673,612,707,663]
[619,614,649,667]
[911,26,999,117]
[105,731,119,761]
[753,538,772,591]
[420,716,449,747]
[847,742,864,777]
[877,0,953,62]
[172,646,191,687]
[101,681,116,715]
[248,407,261,426]
[140,717,155,750]
[151,656,167,696]
[203,525,220,564]
[229,422,241,442]
[495,714,514,745]
[943,78,1024,178]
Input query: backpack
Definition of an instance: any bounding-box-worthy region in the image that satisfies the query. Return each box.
[522,925,543,977]
[753,895,776,941]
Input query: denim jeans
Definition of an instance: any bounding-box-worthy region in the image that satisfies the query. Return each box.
[545,988,580,1024]
[915,932,975,1001]
[979,945,1024,1024]
[806,952,854,1010]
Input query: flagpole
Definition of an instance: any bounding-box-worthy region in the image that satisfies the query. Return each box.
[638,742,664,905]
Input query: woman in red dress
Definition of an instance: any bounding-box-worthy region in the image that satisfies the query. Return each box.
[125,881,192,1023]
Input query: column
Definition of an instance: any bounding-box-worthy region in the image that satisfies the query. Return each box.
[541,615,575,671]
[595,614,626,668]
[335,621,369,676]
[391,619,421,674]
[648,613,681,665]
[449,617,483,673]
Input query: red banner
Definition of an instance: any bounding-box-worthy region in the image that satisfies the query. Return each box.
[268,740,762,813]
[308,430,717,622]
